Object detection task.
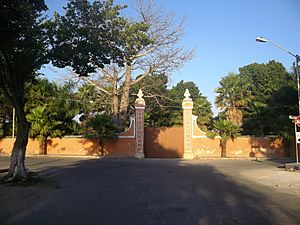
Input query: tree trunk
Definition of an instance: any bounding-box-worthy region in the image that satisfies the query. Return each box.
[39,136,47,155]
[118,64,131,131]
[99,140,105,156]
[112,68,119,124]
[6,104,30,181]
[228,107,243,127]
[221,140,227,158]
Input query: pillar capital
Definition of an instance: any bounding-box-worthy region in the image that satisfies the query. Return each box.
[182,89,193,110]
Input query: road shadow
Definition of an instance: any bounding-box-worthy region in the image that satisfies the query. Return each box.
[0,158,300,225]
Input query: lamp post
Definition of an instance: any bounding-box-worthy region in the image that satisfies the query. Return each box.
[256,37,300,164]
[256,37,300,114]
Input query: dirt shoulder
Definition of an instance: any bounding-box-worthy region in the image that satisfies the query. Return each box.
[238,160,300,197]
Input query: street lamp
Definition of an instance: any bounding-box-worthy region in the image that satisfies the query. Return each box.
[256,37,300,114]
[256,37,300,164]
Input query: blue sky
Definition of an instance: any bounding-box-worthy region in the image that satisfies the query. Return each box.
[43,0,300,114]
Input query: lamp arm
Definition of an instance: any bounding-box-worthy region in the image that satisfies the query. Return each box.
[269,40,297,58]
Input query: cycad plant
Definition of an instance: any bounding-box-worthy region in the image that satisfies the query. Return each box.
[27,106,62,154]
[213,118,242,157]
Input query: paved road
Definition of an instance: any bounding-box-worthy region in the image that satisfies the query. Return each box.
[0,157,300,225]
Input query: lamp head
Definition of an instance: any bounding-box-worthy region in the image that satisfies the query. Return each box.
[256,37,269,43]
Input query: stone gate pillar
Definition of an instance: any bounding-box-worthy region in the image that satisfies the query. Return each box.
[182,89,194,159]
[135,89,145,159]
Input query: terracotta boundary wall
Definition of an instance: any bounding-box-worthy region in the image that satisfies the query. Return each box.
[192,135,287,158]
[0,116,137,158]
[143,125,287,159]
[190,113,287,158]
[0,134,288,158]
[183,89,289,159]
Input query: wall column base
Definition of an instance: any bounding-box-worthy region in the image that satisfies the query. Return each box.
[183,152,194,159]
[135,152,145,159]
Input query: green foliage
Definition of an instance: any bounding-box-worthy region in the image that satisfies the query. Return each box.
[0,0,48,85]
[206,131,217,139]
[75,84,111,115]
[215,73,252,127]
[129,78,213,128]
[25,78,81,135]
[129,73,172,127]
[239,61,289,104]
[48,0,147,76]
[193,96,214,131]
[84,113,117,154]
[213,118,242,157]
[27,105,62,154]
[215,61,297,138]
[119,19,152,62]
[168,80,213,128]
[239,61,296,136]
[26,106,62,140]
[213,118,241,141]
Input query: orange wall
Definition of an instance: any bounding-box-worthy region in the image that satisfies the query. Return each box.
[0,138,39,155]
[0,137,135,157]
[192,138,221,157]
[144,127,184,158]
[0,135,288,158]
[192,136,287,158]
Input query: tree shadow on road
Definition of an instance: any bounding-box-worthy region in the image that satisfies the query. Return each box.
[0,158,300,225]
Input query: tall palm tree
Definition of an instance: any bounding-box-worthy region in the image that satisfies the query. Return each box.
[213,118,242,157]
[215,73,252,127]
[27,106,62,155]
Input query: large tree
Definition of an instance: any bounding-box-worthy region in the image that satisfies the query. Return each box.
[239,60,294,135]
[48,0,127,76]
[0,0,48,181]
[215,73,252,127]
[55,0,194,130]
[48,0,144,129]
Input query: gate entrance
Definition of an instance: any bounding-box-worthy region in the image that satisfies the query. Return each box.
[144,127,184,158]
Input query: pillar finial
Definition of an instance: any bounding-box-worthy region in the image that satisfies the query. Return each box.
[137,89,143,99]
[184,89,191,100]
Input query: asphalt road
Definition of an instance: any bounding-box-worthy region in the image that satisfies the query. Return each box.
[0,157,300,225]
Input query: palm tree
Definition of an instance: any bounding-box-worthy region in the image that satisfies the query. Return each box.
[27,106,62,155]
[213,118,242,157]
[215,73,252,127]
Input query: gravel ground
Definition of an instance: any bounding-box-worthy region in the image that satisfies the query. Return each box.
[239,162,300,197]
